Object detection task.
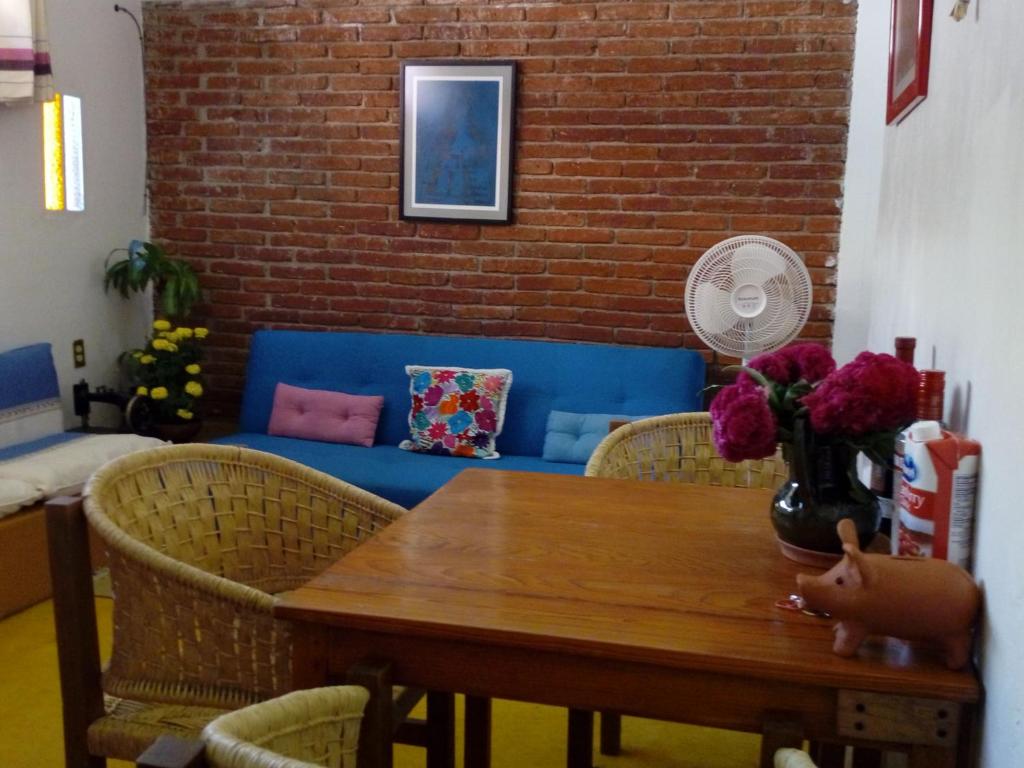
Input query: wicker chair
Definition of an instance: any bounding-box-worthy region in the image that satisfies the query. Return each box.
[48,444,452,767]
[584,411,787,487]
[131,685,368,768]
[201,686,370,768]
[575,412,788,763]
[775,749,819,768]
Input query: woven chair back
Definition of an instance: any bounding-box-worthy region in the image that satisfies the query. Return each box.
[585,412,788,489]
[84,444,406,709]
[203,686,369,768]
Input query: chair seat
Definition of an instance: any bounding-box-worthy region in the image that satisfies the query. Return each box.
[88,695,230,761]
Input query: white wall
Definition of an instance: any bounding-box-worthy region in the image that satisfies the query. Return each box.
[832,0,889,365]
[0,0,149,425]
[836,3,1024,765]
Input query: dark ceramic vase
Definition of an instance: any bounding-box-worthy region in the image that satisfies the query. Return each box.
[126,395,202,443]
[771,417,879,558]
[149,419,203,444]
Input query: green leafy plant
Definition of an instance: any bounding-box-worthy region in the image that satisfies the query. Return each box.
[104,240,201,319]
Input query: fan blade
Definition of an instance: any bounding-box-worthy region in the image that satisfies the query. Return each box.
[759,298,802,351]
[730,242,787,283]
[692,281,736,336]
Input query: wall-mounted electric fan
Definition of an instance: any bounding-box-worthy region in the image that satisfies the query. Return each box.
[684,235,813,361]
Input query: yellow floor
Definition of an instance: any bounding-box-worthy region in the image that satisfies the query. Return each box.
[0,598,759,768]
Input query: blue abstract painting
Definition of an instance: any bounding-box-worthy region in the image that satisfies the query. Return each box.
[414,79,500,208]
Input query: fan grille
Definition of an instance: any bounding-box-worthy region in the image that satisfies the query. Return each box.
[684,235,812,358]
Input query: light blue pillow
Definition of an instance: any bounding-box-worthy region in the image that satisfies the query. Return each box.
[542,410,648,465]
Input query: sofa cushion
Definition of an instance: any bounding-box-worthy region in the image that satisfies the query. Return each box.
[213,434,584,509]
[399,366,512,459]
[267,382,383,448]
[542,410,649,465]
[0,343,63,450]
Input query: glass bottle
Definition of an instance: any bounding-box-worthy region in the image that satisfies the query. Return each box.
[871,338,917,536]
[894,337,916,364]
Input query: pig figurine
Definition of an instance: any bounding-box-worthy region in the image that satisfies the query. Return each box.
[796,519,980,669]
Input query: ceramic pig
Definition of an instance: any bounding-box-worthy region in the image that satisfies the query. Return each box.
[796,519,980,669]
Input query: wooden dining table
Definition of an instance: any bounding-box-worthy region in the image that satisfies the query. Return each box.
[275,469,980,768]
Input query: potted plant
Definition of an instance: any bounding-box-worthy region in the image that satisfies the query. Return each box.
[709,344,919,561]
[123,320,209,442]
[105,240,207,439]
[104,240,201,319]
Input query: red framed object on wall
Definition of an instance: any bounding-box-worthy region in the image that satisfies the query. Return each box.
[887,0,934,124]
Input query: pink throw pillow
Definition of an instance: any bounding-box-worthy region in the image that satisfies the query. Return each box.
[267,383,383,448]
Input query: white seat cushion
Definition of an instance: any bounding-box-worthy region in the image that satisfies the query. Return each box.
[0,477,42,518]
[0,434,166,512]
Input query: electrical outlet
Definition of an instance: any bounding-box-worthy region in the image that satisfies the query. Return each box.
[72,339,86,368]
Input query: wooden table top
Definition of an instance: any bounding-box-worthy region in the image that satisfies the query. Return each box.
[277,469,979,703]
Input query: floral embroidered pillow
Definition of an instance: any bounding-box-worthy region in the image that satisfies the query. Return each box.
[399,366,513,459]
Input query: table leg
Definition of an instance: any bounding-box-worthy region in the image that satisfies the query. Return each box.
[957,704,978,768]
[813,743,847,768]
[908,746,956,768]
[426,691,455,768]
[567,709,594,768]
[600,712,622,755]
[851,747,883,768]
[348,660,395,768]
[760,713,804,768]
[464,695,492,768]
[289,622,329,691]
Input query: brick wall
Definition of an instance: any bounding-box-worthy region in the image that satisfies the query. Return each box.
[143,0,856,414]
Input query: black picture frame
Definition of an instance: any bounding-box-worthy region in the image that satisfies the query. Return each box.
[399,60,517,224]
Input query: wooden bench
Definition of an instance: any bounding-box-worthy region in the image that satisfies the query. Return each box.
[0,501,105,618]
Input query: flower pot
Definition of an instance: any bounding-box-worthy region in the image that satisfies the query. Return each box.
[148,419,203,444]
[771,418,879,564]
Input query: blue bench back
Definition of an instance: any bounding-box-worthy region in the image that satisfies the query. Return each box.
[0,343,64,450]
[239,330,705,458]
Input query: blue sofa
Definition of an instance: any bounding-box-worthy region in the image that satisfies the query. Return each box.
[215,330,705,508]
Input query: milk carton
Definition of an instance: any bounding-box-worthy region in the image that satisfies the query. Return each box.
[893,421,981,569]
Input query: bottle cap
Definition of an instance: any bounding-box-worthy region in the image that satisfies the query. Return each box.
[909,420,943,442]
[894,337,916,364]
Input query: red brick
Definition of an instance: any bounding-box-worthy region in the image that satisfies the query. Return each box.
[451,274,515,290]
[547,324,616,343]
[517,211,587,228]
[516,275,582,291]
[517,306,582,323]
[580,310,650,329]
[461,41,531,58]
[613,329,681,346]
[617,230,687,247]
[582,278,652,296]
[596,3,668,20]
[480,258,547,274]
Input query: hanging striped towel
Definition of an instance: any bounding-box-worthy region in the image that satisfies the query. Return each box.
[0,0,54,104]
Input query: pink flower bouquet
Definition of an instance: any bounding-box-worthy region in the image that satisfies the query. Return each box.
[710,344,918,469]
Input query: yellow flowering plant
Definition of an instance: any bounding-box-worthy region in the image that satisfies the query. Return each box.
[125,320,209,424]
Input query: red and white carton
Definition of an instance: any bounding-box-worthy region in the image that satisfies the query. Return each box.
[893,421,981,569]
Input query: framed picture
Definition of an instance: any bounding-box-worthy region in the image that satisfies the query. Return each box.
[886,0,934,125]
[400,60,517,224]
